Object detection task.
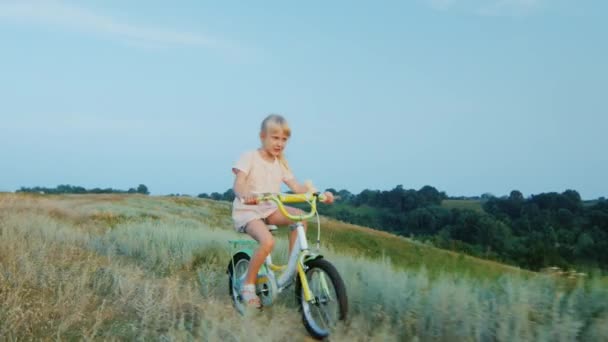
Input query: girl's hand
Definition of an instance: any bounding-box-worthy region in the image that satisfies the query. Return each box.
[322,191,335,204]
[240,193,259,205]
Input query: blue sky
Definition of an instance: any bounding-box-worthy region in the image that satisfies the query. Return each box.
[1,0,606,199]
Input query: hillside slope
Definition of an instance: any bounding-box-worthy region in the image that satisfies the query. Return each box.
[1,194,606,341]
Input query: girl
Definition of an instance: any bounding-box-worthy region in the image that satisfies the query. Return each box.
[232,114,334,308]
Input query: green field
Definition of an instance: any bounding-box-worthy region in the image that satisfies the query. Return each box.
[1,194,606,340]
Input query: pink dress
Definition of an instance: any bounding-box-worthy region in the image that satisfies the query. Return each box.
[231,150,294,231]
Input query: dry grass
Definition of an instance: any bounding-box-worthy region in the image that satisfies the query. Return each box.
[0,194,606,341]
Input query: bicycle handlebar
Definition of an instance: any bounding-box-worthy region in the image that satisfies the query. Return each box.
[255,192,327,221]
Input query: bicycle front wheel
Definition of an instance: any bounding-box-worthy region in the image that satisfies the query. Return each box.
[295,258,348,339]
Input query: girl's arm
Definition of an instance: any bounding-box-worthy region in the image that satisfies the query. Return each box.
[233,169,257,204]
[284,178,309,194]
[284,178,335,204]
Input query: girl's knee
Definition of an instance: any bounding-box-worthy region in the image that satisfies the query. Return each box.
[260,236,275,252]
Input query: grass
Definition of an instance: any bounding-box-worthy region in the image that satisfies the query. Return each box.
[1,193,606,341]
[315,218,531,280]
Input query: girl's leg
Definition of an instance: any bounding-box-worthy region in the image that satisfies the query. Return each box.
[244,219,275,286]
[265,206,307,255]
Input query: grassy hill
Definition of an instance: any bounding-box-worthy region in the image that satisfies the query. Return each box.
[1,194,606,340]
[312,217,528,280]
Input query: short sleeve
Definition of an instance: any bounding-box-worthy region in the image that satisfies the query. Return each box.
[233,151,253,175]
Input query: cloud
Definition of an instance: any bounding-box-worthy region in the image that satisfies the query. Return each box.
[424,0,543,16]
[0,0,220,48]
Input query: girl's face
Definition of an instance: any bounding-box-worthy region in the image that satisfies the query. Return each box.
[261,128,289,157]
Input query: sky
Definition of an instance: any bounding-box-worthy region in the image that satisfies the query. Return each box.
[1,0,606,199]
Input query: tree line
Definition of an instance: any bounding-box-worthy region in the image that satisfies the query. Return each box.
[320,186,607,272]
[17,184,150,195]
[197,189,235,201]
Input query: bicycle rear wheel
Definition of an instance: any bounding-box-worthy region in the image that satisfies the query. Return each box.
[295,258,348,339]
[227,252,250,315]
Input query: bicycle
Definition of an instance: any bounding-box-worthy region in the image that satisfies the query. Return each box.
[226,192,348,339]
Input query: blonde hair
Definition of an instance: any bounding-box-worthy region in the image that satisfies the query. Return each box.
[260,114,291,171]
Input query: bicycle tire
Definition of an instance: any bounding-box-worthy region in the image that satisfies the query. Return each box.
[295,258,348,339]
[227,252,250,314]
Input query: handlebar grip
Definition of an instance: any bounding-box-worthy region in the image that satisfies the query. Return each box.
[316,192,328,203]
[239,195,262,205]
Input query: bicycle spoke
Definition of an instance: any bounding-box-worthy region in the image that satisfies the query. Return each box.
[313,302,331,328]
[313,295,333,327]
[319,272,335,303]
[309,269,338,328]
